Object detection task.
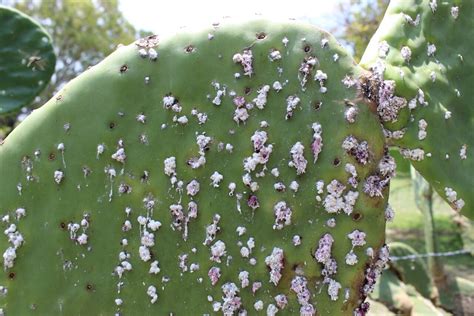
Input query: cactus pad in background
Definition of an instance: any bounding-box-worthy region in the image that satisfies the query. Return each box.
[360,0,474,219]
[0,5,56,114]
[0,20,394,315]
[370,269,446,316]
[388,242,435,300]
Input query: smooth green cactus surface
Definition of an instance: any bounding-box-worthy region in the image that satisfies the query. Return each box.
[360,0,474,219]
[0,5,56,114]
[0,20,391,315]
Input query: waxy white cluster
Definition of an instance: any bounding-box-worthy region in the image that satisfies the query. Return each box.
[265,247,285,286]
[445,187,465,212]
[289,142,307,175]
[67,213,90,246]
[273,201,292,230]
[3,208,27,269]
[323,180,359,215]
[285,95,301,119]
[311,123,323,163]
[291,276,315,315]
[232,49,253,76]
[298,56,318,88]
[187,134,211,169]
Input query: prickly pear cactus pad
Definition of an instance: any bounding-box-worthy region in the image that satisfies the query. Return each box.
[360,0,474,218]
[388,242,434,300]
[0,5,56,114]
[0,20,391,315]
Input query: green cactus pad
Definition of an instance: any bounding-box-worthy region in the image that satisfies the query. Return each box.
[360,0,474,219]
[0,20,390,315]
[371,269,444,315]
[366,298,395,316]
[439,276,474,315]
[0,5,56,114]
[388,242,435,299]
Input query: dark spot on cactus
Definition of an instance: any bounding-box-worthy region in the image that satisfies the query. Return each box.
[310,247,316,260]
[86,283,95,292]
[344,99,356,107]
[358,75,379,112]
[56,95,62,101]
[8,272,15,279]
[82,166,91,177]
[313,101,322,110]
[333,158,341,166]
[184,45,195,53]
[292,262,303,271]
[256,32,267,40]
[303,45,312,53]
[359,75,377,99]
[352,212,363,221]
[109,122,116,129]
[48,152,56,161]
[119,65,128,73]
[60,222,67,230]
[244,87,251,95]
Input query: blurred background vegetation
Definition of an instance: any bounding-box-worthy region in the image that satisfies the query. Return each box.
[0,0,149,140]
[1,0,472,314]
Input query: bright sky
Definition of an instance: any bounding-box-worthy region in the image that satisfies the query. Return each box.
[120,0,345,36]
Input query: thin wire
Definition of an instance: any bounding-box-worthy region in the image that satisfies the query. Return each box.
[390,249,472,262]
